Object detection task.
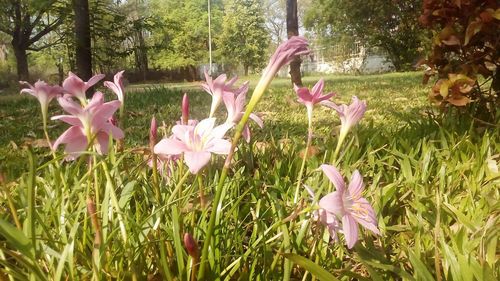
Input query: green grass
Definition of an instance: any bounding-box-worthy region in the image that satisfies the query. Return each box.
[0,72,498,280]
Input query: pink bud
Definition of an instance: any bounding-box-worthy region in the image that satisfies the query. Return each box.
[183,233,198,259]
[149,116,157,150]
[182,93,189,125]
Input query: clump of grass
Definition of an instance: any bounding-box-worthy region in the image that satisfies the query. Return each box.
[0,72,498,280]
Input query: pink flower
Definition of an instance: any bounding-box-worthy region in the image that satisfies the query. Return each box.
[222,82,263,142]
[104,71,125,103]
[294,79,335,125]
[148,153,178,178]
[63,72,105,103]
[52,92,124,159]
[154,118,232,174]
[20,80,63,125]
[318,164,379,249]
[262,36,310,81]
[328,96,367,136]
[201,70,238,118]
[304,185,341,242]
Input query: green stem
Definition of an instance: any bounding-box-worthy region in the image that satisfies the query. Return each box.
[197,173,206,208]
[166,170,191,204]
[294,122,313,203]
[26,149,36,257]
[152,153,161,203]
[198,64,278,279]
[330,130,346,164]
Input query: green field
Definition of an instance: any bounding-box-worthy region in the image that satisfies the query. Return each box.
[0,72,498,280]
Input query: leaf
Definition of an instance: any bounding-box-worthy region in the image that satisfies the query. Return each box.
[281,253,340,281]
[439,80,450,97]
[0,218,34,259]
[464,21,482,46]
[408,250,435,281]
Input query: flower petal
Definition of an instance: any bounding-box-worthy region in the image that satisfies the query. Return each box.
[53,126,85,150]
[195,118,216,137]
[320,164,345,192]
[352,198,380,235]
[342,214,358,249]
[205,139,231,154]
[154,138,188,156]
[347,170,364,198]
[184,151,211,174]
[319,191,344,216]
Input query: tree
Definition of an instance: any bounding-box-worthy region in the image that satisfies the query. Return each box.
[218,0,270,75]
[286,0,302,85]
[0,0,67,80]
[304,0,426,71]
[73,0,92,87]
[148,0,223,79]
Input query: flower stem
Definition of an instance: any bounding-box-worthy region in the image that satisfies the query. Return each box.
[198,73,271,279]
[294,122,313,203]
[166,170,191,204]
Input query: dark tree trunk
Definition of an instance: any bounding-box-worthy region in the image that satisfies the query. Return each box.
[73,0,93,97]
[12,44,29,81]
[137,29,149,81]
[286,0,302,86]
[244,64,249,76]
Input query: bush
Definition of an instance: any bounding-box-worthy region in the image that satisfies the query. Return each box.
[419,0,499,122]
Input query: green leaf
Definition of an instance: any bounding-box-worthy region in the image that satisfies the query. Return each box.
[0,218,34,259]
[408,250,435,281]
[281,253,340,281]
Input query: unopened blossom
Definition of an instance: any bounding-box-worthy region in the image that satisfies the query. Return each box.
[20,80,63,127]
[246,36,310,117]
[329,96,366,138]
[52,92,124,159]
[318,164,379,249]
[63,72,105,103]
[201,70,238,118]
[149,116,158,150]
[222,81,263,142]
[182,93,189,125]
[294,79,335,126]
[104,70,125,103]
[184,233,199,259]
[154,118,232,174]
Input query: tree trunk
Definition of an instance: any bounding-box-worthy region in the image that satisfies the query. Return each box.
[137,29,149,81]
[244,64,249,76]
[73,0,93,97]
[12,45,29,81]
[286,0,302,86]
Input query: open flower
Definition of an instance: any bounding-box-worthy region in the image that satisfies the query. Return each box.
[223,81,263,142]
[294,79,335,126]
[305,185,340,241]
[154,118,232,174]
[104,70,125,103]
[52,92,124,159]
[63,72,105,103]
[20,80,63,127]
[201,70,238,118]
[318,164,379,249]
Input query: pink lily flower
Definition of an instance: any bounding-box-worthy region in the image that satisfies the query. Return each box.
[318,164,379,249]
[201,70,238,118]
[148,153,179,179]
[222,82,263,142]
[262,36,310,82]
[304,185,340,241]
[62,72,105,103]
[52,92,124,159]
[20,80,63,126]
[294,79,335,126]
[154,118,232,174]
[104,70,125,103]
[328,96,367,136]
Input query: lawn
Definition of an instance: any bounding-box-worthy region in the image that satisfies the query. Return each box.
[0,71,498,280]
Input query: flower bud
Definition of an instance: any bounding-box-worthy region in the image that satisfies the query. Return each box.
[149,116,157,150]
[183,233,198,259]
[182,93,189,125]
